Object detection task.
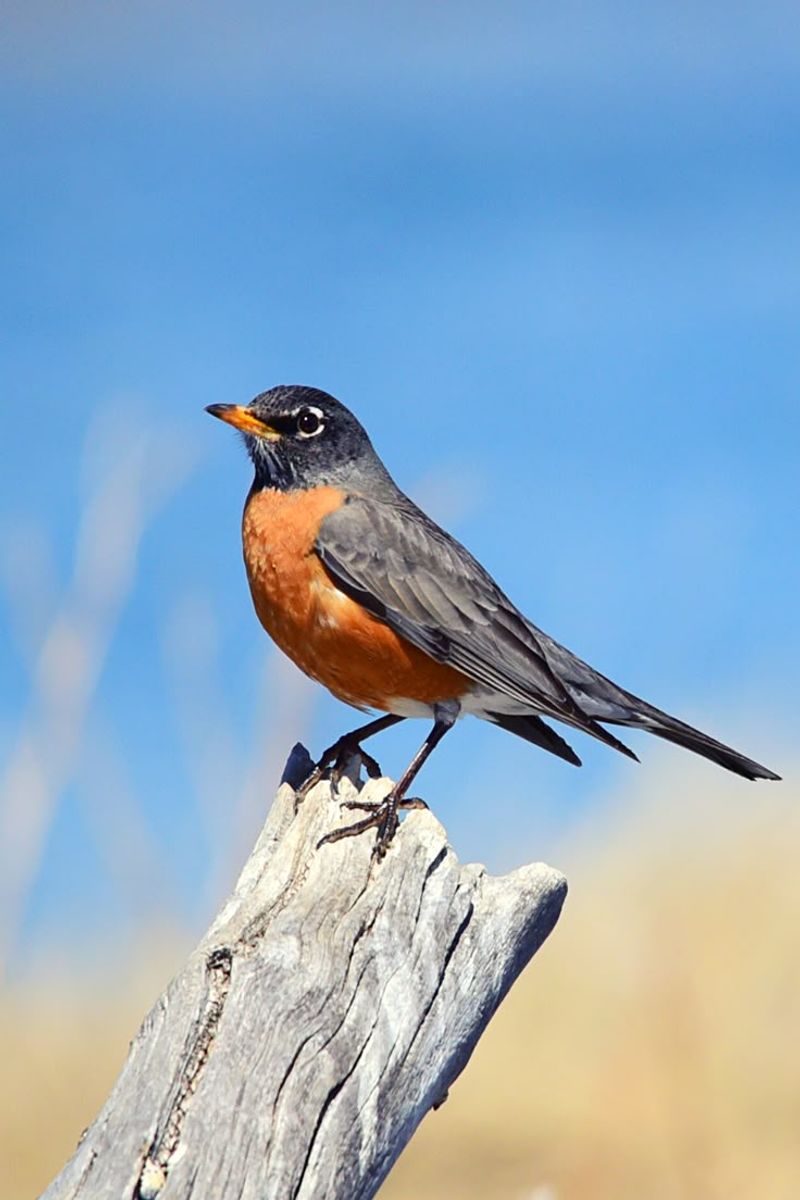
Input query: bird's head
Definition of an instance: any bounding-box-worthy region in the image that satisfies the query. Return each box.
[207,385,387,492]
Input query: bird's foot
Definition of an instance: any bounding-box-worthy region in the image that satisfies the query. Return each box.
[317,790,425,859]
[295,734,383,807]
[340,796,427,815]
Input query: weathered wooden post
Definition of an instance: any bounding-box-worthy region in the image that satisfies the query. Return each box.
[42,747,566,1200]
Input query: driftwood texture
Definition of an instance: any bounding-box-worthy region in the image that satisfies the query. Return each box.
[43,745,567,1200]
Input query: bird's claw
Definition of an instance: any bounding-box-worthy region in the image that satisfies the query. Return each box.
[317,789,419,859]
[331,746,383,787]
[295,738,385,807]
[340,796,427,814]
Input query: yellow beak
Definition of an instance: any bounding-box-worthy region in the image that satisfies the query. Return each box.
[205,404,281,440]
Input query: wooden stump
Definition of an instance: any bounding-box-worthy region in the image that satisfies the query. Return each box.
[43,746,567,1200]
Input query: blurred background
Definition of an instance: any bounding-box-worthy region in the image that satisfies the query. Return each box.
[1,3,798,1197]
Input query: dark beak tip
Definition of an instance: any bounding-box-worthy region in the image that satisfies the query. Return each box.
[205,404,228,419]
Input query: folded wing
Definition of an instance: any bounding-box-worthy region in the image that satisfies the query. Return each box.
[316,493,637,761]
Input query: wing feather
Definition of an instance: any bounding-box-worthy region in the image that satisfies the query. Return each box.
[316,494,637,759]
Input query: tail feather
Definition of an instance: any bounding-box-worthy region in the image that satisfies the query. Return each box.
[615,708,781,781]
[532,633,780,781]
[487,711,582,766]
[567,713,640,764]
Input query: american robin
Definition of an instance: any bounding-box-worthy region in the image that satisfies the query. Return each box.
[207,385,780,854]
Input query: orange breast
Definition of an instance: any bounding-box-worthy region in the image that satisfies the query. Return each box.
[242,486,471,712]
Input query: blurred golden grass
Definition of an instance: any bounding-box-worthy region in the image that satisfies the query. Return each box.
[1,954,182,1200]
[3,765,797,1200]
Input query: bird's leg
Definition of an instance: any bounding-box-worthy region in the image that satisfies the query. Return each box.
[296,713,405,802]
[319,706,456,858]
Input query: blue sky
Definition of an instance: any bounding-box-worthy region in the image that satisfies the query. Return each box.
[1,2,798,969]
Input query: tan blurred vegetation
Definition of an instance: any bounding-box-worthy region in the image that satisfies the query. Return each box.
[4,772,797,1200]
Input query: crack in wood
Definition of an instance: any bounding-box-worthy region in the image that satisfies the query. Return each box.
[271,914,380,1133]
[64,1149,96,1200]
[291,1008,378,1200]
[400,895,475,1070]
[236,796,338,951]
[412,846,448,925]
[135,946,233,1199]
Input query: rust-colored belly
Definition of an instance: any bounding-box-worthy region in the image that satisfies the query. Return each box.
[242,486,469,711]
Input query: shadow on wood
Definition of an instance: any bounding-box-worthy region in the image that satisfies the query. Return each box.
[43,746,567,1200]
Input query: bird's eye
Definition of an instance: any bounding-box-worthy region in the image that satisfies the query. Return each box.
[296,407,324,438]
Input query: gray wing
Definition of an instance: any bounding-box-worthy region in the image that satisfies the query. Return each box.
[318,494,778,783]
[316,494,636,759]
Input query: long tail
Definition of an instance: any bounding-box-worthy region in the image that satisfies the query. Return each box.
[533,630,780,781]
[607,701,781,781]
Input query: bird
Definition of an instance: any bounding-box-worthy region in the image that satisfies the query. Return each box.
[206,385,780,855]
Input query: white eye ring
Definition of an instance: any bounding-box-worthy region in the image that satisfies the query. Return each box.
[296,406,325,438]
